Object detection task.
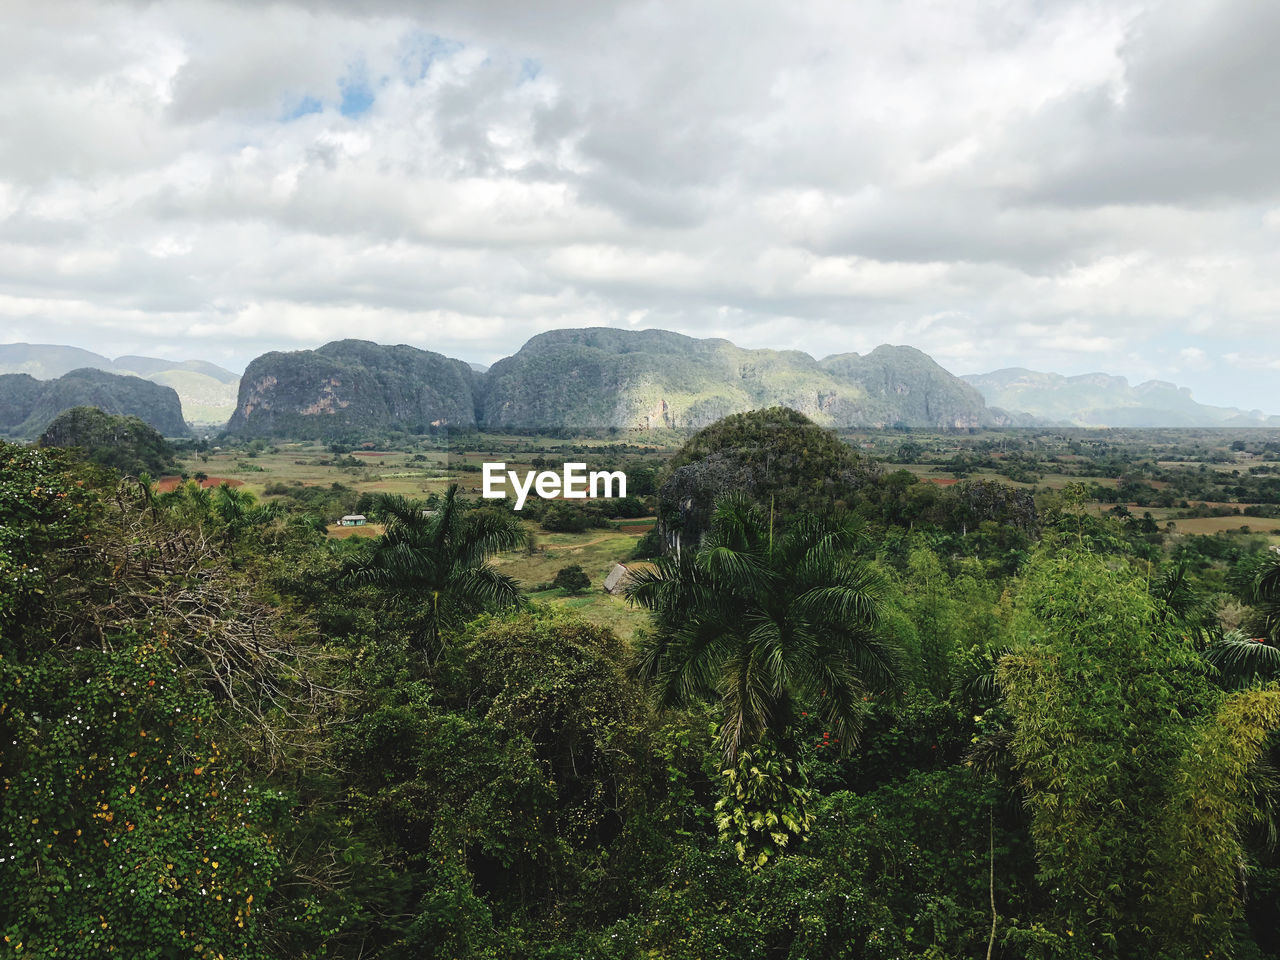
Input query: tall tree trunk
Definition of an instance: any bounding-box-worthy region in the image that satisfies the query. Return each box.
[987,804,998,960]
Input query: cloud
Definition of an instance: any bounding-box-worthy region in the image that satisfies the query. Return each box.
[0,0,1278,411]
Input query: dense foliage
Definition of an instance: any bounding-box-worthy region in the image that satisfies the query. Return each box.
[6,416,1280,959]
[39,406,179,477]
[0,368,188,438]
[657,407,881,550]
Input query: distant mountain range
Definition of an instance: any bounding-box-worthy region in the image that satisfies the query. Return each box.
[0,368,188,438]
[962,368,1280,428]
[227,330,1025,438]
[0,343,239,424]
[4,331,1275,438]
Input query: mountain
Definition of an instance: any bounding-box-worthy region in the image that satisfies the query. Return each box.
[478,328,1014,430]
[113,355,240,384]
[0,343,240,424]
[0,343,112,380]
[819,345,1030,428]
[39,406,178,476]
[657,407,882,552]
[0,368,190,438]
[963,368,1280,428]
[227,339,478,438]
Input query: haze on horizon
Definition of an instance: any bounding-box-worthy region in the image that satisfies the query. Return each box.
[2,0,1279,411]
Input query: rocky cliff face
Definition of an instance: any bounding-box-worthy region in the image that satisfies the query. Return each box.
[478,328,1010,431]
[0,368,189,438]
[820,345,1007,429]
[226,340,478,438]
[224,329,1020,437]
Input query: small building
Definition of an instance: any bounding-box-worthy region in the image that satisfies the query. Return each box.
[603,561,658,595]
[339,514,367,527]
[602,563,630,594]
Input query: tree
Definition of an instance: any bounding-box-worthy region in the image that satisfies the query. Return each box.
[343,484,526,655]
[656,407,879,554]
[626,494,903,765]
[552,564,592,594]
[999,550,1280,957]
[1230,550,1280,642]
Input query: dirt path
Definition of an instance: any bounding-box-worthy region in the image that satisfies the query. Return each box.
[542,535,616,550]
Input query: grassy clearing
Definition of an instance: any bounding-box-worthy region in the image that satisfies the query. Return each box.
[489,523,652,638]
[1166,516,1280,536]
[325,523,386,539]
[492,525,641,587]
[184,444,454,498]
[524,587,652,637]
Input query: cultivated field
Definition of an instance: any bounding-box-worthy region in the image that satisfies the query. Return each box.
[174,427,1280,634]
[179,439,665,637]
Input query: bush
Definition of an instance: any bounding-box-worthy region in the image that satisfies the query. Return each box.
[541,504,593,533]
[552,564,592,594]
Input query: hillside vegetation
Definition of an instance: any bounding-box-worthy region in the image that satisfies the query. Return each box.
[0,367,189,438]
[5,417,1280,958]
[229,329,1020,438]
[39,405,179,476]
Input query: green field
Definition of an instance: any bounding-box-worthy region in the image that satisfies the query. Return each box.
[172,428,1280,632]
[176,441,660,637]
[492,524,652,636]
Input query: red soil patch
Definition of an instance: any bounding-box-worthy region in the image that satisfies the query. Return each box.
[618,522,656,534]
[326,523,386,539]
[922,477,959,486]
[155,476,245,494]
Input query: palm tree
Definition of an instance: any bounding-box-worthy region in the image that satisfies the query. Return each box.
[1231,551,1280,642]
[625,494,903,763]
[344,484,527,654]
[1204,630,1280,689]
[211,483,282,559]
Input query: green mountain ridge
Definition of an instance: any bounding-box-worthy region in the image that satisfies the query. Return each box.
[0,368,190,438]
[13,333,1269,436]
[482,329,1027,430]
[230,328,1024,437]
[963,367,1280,428]
[226,339,478,438]
[0,343,240,424]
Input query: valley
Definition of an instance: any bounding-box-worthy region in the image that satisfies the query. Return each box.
[167,425,1280,642]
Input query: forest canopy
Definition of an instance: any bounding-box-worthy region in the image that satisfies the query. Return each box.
[4,415,1280,959]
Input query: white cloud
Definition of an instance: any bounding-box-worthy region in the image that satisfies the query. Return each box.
[0,0,1278,411]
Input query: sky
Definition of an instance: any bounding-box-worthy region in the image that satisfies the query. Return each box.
[2,0,1280,411]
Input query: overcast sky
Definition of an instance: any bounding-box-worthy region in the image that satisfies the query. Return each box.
[2,0,1279,410]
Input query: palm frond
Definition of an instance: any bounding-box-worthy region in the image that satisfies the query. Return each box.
[1204,633,1280,689]
[792,582,882,627]
[626,490,904,763]
[448,563,523,611]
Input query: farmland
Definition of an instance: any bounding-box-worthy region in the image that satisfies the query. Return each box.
[164,426,1280,641]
